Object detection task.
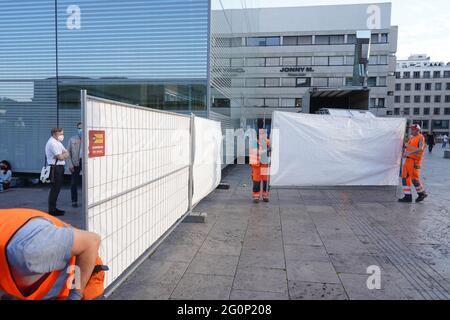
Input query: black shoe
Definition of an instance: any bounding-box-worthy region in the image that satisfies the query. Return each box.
[49,210,65,217]
[263,198,269,203]
[416,192,428,203]
[55,208,66,214]
[72,202,79,208]
[398,195,413,203]
[253,199,259,204]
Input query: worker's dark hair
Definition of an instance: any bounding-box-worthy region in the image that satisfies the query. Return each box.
[51,128,64,136]
[76,122,82,127]
[0,160,11,171]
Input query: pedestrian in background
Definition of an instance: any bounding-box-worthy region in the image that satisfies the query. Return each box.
[45,128,69,216]
[442,134,449,149]
[67,122,83,208]
[427,131,436,154]
[0,160,12,192]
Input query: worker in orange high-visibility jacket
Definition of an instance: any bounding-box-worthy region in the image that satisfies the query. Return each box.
[0,208,106,300]
[399,124,428,203]
[250,129,271,203]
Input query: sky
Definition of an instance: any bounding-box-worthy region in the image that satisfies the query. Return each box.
[216,0,450,62]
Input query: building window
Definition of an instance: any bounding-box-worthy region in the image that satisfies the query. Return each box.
[281,78,296,87]
[329,35,345,44]
[312,77,328,87]
[395,72,401,79]
[347,34,356,44]
[404,96,411,103]
[405,83,412,91]
[368,77,377,87]
[345,56,355,65]
[414,96,421,103]
[395,96,401,103]
[247,36,280,46]
[424,96,431,103]
[403,72,411,79]
[413,108,420,115]
[444,108,450,115]
[231,58,244,67]
[298,36,313,45]
[369,56,378,65]
[329,78,343,87]
[378,77,387,86]
[379,55,388,65]
[297,57,312,66]
[434,108,441,115]
[329,56,344,65]
[403,108,410,115]
[424,108,430,115]
[415,83,422,91]
[444,71,450,78]
[435,83,442,90]
[413,71,421,79]
[246,58,265,67]
[265,57,280,66]
[214,37,242,47]
[435,95,442,103]
[314,56,329,66]
[371,33,379,43]
[369,98,376,108]
[315,35,330,45]
[246,78,265,87]
[380,33,388,43]
[283,36,298,46]
[395,83,401,91]
[247,98,264,107]
[447,83,450,90]
[423,71,431,79]
[425,83,432,91]
[264,98,279,107]
[421,120,429,129]
[434,71,441,78]
[281,98,295,107]
[432,120,450,130]
[283,36,312,45]
[394,108,400,115]
[295,98,303,108]
[345,77,353,86]
[213,98,231,108]
[445,95,450,103]
[378,98,385,108]
[283,57,297,66]
[265,78,280,87]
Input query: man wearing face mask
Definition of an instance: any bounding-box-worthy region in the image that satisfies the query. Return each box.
[67,122,83,208]
[45,128,69,216]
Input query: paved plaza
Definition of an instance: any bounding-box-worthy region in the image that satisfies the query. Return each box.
[1,148,449,300]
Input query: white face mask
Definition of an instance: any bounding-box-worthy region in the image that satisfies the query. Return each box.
[57,135,64,142]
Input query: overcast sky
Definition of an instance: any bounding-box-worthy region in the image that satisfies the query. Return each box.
[216,0,450,62]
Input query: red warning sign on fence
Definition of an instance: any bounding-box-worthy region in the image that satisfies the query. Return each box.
[89,130,105,158]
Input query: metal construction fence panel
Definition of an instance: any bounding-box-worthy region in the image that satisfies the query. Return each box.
[81,92,220,290]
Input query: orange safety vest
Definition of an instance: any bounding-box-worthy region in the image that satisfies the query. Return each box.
[406,134,426,163]
[249,138,270,166]
[0,208,76,300]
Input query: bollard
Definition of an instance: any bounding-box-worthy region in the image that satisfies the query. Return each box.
[183,212,207,223]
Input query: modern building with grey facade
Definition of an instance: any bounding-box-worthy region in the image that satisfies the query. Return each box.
[1,1,398,173]
[210,3,398,129]
[391,54,450,136]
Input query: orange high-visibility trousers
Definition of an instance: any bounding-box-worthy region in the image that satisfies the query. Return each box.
[401,158,425,195]
[251,164,269,200]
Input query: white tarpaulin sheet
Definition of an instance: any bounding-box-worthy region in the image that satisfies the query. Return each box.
[192,117,222,205]
[270,111,406,187]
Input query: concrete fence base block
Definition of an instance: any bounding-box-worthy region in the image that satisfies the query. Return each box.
[183,212,207,223]
[444,151,450,159]
[216,183,230,190]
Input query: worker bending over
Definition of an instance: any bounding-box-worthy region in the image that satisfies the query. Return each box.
[0,208,105,300]
[399,124,428,203]
[250,129,271,203]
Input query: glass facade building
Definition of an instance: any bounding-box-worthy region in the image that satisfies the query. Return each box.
[0,0,211,172]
